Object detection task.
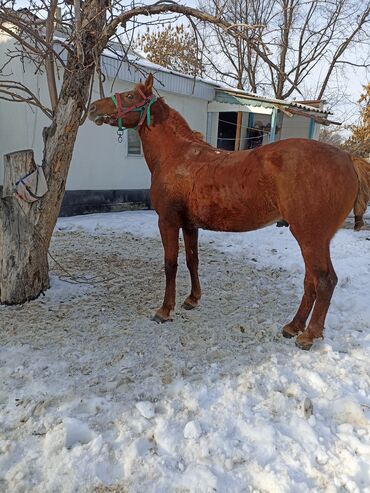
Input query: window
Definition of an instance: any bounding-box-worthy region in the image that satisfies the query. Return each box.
[127,129,142,156]
[217,112,237,150]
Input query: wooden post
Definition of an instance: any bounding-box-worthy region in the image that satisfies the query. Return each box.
[235,112,242,151]
[0,150,49,304]
[268,108,278,143]
[3,149,35,198]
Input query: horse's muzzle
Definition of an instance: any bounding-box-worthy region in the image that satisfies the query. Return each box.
[88,105,101,123]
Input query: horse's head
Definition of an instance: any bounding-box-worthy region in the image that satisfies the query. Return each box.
[88,73,155,129]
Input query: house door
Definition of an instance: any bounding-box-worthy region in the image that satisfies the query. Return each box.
[217,112,237,150]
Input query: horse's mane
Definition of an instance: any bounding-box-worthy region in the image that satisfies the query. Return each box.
[136,83,207,144]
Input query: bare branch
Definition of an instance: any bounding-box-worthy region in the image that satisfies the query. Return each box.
[102,1,301,91]
[0,12,69,66]
[317,2,370,99]
[198,0,370,102]
[0,80,53,118]
[336,60,370,68]
[74,0,84,64]
[45,0,58,111]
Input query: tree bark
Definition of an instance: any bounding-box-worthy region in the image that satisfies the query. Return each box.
[0,150,49,304]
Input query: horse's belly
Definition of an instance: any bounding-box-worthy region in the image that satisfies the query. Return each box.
[189,202,280,232]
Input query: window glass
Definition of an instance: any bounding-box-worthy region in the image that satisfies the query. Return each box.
[127,129,142,155]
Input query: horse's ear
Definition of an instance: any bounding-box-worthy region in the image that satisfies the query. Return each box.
[143,73,153,95]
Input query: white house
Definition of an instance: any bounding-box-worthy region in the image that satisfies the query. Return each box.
[0,28,335,216]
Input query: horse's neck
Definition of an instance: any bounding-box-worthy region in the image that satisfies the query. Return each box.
[140,104,199,173]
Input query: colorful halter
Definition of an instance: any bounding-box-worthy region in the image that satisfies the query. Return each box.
[111,87,157,142]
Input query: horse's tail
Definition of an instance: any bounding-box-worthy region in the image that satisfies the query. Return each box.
[352,155,370,231]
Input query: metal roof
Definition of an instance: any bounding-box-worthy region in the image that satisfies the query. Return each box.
[101,50,216,101]
[215,89,330,115]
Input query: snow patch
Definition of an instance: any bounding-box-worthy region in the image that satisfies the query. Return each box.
[135,401,156,419]
[183,420,203,440]
[331,398,368,426]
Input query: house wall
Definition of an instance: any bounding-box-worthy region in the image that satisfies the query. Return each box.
[0,33,51,166]
[280,114,313,140]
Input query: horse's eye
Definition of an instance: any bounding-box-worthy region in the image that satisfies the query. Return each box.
[126,94,134,100]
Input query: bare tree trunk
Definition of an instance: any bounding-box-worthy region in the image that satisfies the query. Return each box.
[0,53,97,306]
[0,150,49,304]
[0,0,106,305]
[0,71,91,305]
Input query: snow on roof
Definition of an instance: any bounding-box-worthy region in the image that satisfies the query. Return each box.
[215,88,330,115]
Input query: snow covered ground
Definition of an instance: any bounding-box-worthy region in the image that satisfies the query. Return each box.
[0,210,370,493]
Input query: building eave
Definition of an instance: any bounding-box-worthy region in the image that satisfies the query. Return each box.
[215,88,331,115]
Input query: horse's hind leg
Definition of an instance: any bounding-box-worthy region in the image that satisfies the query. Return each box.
[296,253,337,350]
[182,228,201,310]
[290,232,338,350]
[153,218,180,323]
[282,270,316,338]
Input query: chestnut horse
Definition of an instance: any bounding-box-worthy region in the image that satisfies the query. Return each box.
[89,74,370,350]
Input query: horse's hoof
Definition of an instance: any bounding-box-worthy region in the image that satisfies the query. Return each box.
[182,300,198,310]
[295,336,313,351]
[182,302,194,310]
[282,324,301,339]
[152,314,171,323]
[282,328,296,339]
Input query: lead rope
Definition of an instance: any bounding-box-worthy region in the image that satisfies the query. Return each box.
[111,94,125,143]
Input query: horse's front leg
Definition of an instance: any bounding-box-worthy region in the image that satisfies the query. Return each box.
[153,218,180,323]
[182,227,201,310]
